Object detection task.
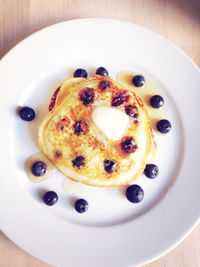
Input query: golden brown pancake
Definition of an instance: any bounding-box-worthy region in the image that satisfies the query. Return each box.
[39,75,155,187]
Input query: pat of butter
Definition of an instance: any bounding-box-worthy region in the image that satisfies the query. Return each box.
[92,107,129,141]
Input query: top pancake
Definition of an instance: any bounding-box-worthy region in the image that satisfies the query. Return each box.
[38,75,155,187]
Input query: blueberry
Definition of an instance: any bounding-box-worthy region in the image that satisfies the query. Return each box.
[19,106,35,121]
[104,160,116,174]
[150,95,164,108]
[126,185,144,203]
[156,119,172,134]
[98,81,111,91]
[74,199,88,213]
[43,191,58,206]
[111,90,130,107]
[144,164,159,179]
[96,67,109,76]
[72,156,85,168]
[73,120,89,136]
[31,161,47,176]
[73,68,88,78]
[125,105,138,119]
[121,137,137,153]
[132,75,145,87]
[79,87,94,105]
[55,151,62,158]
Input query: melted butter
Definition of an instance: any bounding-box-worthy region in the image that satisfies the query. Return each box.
[25,152,55,182]
[92,107,129,141]
[63,178,89,194]
[117,71,166,132]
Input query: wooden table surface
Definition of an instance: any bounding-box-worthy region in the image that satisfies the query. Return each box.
[0,1,199,266]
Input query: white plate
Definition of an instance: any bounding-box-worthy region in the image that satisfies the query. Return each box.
[0,18,200,267]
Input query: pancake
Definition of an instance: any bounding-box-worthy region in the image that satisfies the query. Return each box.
[39,75,156,187]
[49,77,85,111]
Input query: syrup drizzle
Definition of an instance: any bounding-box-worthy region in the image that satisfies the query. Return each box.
[62,179,89,194]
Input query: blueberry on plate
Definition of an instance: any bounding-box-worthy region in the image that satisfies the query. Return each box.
[96,67,109,76]
[73,68,88,78]
[43,191,58,206]
[19,106,35,121]
[156,119,172,134]
[74,199,88,213]
[31,161,47,176]
[132,75,145,87]
[126,184,144,203]
[144,164,159,179]
[150,95,164,108]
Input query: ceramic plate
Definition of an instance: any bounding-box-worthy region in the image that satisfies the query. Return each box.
[0,19,199,267]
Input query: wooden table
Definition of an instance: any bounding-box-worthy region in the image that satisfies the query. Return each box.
[0,1,199,266]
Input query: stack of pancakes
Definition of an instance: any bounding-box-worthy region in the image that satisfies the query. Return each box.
[38,75,155,187]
